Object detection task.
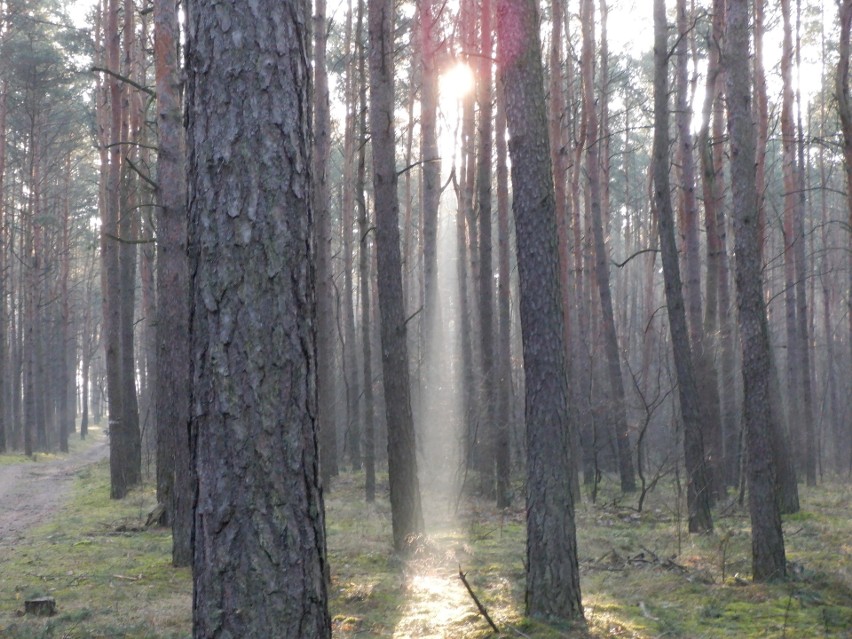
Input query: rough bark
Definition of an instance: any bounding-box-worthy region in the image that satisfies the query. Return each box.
[153,0,192,565]
[653,0,713,534]
[726,0,787,582]
[368,0,425,551]
[185,0,332,635]
[497,0,583,620]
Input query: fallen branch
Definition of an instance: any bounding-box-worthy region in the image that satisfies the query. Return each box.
[458,566,500,634]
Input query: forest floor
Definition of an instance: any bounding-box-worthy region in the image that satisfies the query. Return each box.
[0,435,108,549]
[0,435,850,638]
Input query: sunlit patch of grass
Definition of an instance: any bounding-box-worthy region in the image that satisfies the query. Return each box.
[2,445,849,638]
[328,472,852,638]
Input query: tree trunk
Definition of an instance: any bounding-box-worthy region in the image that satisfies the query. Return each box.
[780,0,804,477]
[837,0,852,479]
[185,0,331,634]
[653,0,713,534]
[581,0,635,493]
[368,0,425,551]
[420,0,440,348]
[315,0,338,489]
[726,0,787,582]
[153,0,192,565]
[477,0,496,500]
[495,79,512,509]
[676,0,722,501]
[793,1,816,486]
[754,0,769,262]
[0,76,6,453]
[548,0,579,504]
[699,0,737,488]
[497,0,583,620]
[103,0,128,497]
[342,0,361,472]
[355,0,376,501]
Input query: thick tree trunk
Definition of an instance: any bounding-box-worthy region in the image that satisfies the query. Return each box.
[185,0,331,634]
[368,0,425,551]
[498,0,583,620]
[726,0,787,582]
[653,0,713,534]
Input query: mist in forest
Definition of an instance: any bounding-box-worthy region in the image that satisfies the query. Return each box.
[416,201,464,531]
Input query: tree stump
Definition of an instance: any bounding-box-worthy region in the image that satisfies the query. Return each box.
[24,596,56,617]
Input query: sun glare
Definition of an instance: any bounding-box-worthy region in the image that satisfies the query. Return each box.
[439,62,474,102]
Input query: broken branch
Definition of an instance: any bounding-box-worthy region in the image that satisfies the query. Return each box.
[459,565,500,634]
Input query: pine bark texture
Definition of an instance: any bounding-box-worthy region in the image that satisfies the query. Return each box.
[725,0,787,582]
[368,0,425,551]
[153,0,192,566]
[653,0,713,534]
[185,0,331,635]
[497,0,583,621]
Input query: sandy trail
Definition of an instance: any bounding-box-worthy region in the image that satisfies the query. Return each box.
[0,437,108,547]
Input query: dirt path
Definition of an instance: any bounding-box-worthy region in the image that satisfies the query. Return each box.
[0,437,108,547]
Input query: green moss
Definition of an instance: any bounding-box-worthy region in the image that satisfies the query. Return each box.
[0,458,191,639]
[2,446,850,638]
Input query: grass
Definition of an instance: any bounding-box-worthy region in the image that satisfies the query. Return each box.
[0,446,849,638]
